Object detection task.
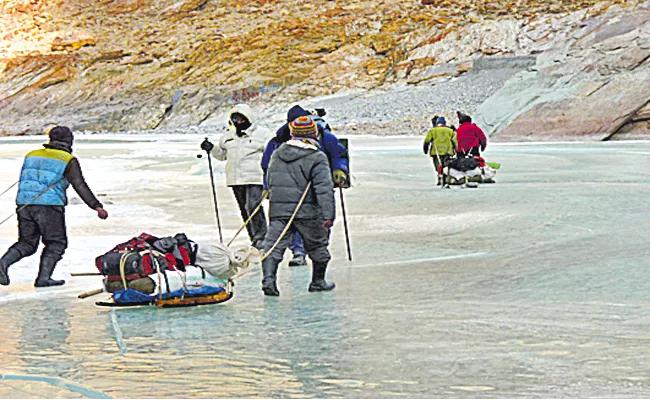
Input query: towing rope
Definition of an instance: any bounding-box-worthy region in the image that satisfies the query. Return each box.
[230,183,311,281]
[227,199,265,247]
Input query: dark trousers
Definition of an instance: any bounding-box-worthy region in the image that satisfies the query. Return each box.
[231,185,267,248]
[432,155,452,174]
[6,205,68,262]
[263,219,331,265]
[458,147,481,158]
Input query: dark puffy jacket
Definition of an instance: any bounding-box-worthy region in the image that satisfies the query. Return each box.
[456,122,487,153]
[267,139,335,221]
[261,106,349,188]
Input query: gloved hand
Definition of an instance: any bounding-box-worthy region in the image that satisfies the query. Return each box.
[200,138,214,152]
[95,207,108,220]
[323,219,334,229]
[333,170,347,186]
[262,189,269,199]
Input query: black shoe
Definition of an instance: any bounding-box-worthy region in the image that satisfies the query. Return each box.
[308,280,336,292]
[288,254,307,267]
[0,248,23,286]
[262,282,280,296]
[309,262,335,292]
[261,258,279,296]
[0,263,8,286]
[34,256,65,287]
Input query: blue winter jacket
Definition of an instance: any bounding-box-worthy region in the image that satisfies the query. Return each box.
[261,105,349,189]
[16,148,73,206]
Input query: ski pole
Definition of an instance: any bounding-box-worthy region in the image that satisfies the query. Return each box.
[0,181,18,198]
[200,138,223,243]
[338,185,352,262]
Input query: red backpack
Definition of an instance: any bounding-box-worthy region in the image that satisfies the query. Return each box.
[95,233,198,282]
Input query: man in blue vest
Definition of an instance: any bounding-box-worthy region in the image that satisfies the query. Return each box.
[0,126,108,287]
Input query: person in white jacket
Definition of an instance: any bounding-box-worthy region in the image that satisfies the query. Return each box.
[201,104,273,249]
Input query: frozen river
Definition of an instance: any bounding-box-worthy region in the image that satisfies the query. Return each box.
[1,135,649,398]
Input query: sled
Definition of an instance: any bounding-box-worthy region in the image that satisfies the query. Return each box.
[95,285,233,309]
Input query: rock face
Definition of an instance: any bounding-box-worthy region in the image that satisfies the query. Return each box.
[0,0,642,136]
[475,3,650,141]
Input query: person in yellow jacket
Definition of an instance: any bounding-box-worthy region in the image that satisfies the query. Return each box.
[423,116,457,186]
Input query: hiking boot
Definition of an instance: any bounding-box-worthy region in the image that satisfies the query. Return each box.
[308,262,335,292]
[34,256,65,287]
[436,176,442,186]
[261,258,279,296]
[262,282,280,297]
[0,248,23,286]
[288,254,307,267]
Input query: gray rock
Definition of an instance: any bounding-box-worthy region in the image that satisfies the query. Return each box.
[475,5,650,140]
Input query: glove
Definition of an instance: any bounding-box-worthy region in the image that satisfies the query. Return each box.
[200,138,214,152]
[323,219,334,229]
[262,189,269,199]
[95,207,108,220]
[333,170,347,186]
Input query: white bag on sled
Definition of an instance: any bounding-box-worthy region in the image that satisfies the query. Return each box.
[195,243,262,280]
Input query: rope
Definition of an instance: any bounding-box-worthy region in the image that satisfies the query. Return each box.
[230,183,312,281]
[0,178,64,226]
[119,253,129,290]
[227,199,265,246]
[0,181,18,198]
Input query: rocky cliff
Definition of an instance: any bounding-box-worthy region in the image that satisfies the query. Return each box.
[475,0,650,141]
[0,0,643,138]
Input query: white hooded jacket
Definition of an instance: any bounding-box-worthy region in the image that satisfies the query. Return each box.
[211,104,273,186]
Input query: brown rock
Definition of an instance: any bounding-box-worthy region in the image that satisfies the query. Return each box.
[51,31,96,52]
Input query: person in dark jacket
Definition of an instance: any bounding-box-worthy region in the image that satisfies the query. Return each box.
[0,126,108,287]
[455,111,487,157]
[261,105,348,267]
[261,116,336,296]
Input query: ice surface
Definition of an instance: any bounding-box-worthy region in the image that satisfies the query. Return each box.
[1,135,649,398]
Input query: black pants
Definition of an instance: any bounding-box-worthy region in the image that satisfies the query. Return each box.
[263,219,331,265]
[458,147,481,157]
[231,185,267,248]
[7,205,68,261]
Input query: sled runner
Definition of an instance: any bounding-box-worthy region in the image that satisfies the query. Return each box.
[95,285,233,308]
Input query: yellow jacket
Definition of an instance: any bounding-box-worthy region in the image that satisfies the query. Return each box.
[424,126,457,156]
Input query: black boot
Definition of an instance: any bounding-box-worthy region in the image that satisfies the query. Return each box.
[308,262,335,292]
[34,256,65,287]
[0,248,23,286]
[289,254,307,267]
[261,258,280,296]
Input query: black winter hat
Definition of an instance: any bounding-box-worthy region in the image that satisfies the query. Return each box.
[457,111,472,124]
[49,126,74,145]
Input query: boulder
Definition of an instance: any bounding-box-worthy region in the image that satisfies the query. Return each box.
[475,5,650,140]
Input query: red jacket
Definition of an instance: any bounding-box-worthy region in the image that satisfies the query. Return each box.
[456,122,487,153]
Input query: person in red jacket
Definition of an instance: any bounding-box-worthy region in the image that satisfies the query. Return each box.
[455,111,487,157]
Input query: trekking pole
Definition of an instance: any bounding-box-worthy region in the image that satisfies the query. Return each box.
[339,185,352,262]
[0,181,18,198]
[0,178,64,227]
[432,141,445,188]
[199,138,223,243]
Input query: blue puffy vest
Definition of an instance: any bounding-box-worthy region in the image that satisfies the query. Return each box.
[16,148,74,206]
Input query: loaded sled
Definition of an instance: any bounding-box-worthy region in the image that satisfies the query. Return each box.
[94,232,259,308]
[440,155,501,187]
